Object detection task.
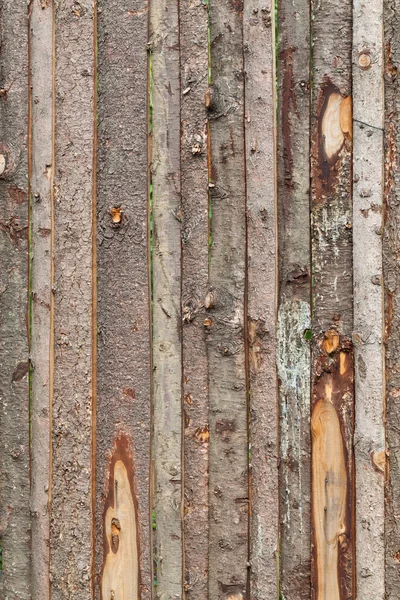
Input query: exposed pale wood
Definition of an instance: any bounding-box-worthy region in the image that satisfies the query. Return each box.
[310,0,355,595]
[243,0,278,596]
[51,1,95,596]
[180,0,210,596]
[0,1,30,597]
[101,436,139,600]
[150,0,183,595]
[383,2,400,596]
[353,0,385,596]
[276,0,311,594]
[207,0,248,596]
[30,1,53,597]
[95,0,151,597]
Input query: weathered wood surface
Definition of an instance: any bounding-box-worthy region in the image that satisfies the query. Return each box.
[29,0,53,597]
[384,2,400,597]
[95,0,151,597]
[180,0,210,597]
[51,1,95,596]
[150,0,183,596]
[207,0,248,597]
[0,1,30,597]
[310,0,355,596]
[244,0,278,597]
[276,0,311,595]
[353,0,385,596]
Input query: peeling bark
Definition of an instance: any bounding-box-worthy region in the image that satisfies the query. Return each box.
[180,0,210,597]
[207,0,248,596]
[96,0,151,597]
[30,0,53,597]
[0,1,30,597]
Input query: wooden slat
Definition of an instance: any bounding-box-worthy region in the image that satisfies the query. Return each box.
[310,0,354,596]
[0,1,30,597]
[30,0,53,597]
[207,0,248,596]
[243,0,279,597]
[384,2,400,597]
[276,0,311,594]
[150,0,183,595]
[180,0,210,596]
[353,0,385,596]
[51,1,95,596]
[95,0,151,598]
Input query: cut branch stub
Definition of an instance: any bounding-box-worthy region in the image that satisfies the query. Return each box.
[101,435,140,600]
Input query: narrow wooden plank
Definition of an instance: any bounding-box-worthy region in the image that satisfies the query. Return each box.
[51,1,95,596]
[150,0,183,596]
[0,1,30,597]
[180,0,210,596]
[353,0,385,596]
[95,0,151,597]
[275,0,311,597]
[30,0,53,597]
[384,3,400,597]
[243,1,278,597]
[310,0,355,597]
[207,1,248,596]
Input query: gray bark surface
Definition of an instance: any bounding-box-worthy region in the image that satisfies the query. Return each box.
[51,1,95,596]
[207,1,248,597]
[95,0,151,597]
[30,1,53,597]
[276,0,311,596]
[150,0,183,596]
[0,1,30,598]
[180,0,210,597]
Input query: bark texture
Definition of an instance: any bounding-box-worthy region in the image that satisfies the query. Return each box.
[310,0,354,596]
[0,1,30,597]
[384,2,400,597]
[30,1,53,597]
[276,0,311,596]
[353,0,385,596]
[207,0,248,597]
[96,0,151,598]
[150,0,183,596]
[51,1,95,596]
[244,0,279,597]
[180,0,210,597]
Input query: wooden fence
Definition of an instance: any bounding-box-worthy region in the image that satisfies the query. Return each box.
[0,0,397,598]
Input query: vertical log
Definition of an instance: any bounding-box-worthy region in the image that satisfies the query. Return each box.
[243,0,279,597]
[276,1,311,595]
[95,0,151,597]
[353,0,385,596]
[180,0,209,597]
[384,2,400,597]
[150,0,182,596]
[310,0,355,597]
[207,0,248,597]
[30,0,53,597]
[51,1,95,596]
[0,1,30,597]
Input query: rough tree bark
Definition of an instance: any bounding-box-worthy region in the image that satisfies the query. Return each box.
[96,0,151,598]
[0,1,30,598]
[310,0,355,596]
[180,0,210,597]
[207,0,248,597]
[244,0,279,597]
[384,2,400,597]
[150,0,183,597]
[353,0,385,596]
[51,1,95,596]
[276,0,311,595]
[30,0,53,597]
